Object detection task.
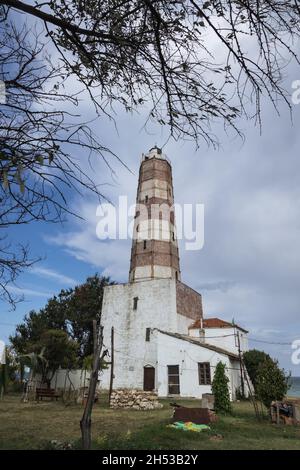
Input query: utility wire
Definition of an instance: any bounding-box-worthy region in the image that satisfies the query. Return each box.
[248,337,294,346]
[114,327,296,345]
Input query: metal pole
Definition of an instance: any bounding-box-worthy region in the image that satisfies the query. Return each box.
[109,327,114,405]
[237,330,245,398]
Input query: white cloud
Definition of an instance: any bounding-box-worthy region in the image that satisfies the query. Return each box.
[31,266,79,286]
[44,200,131,282]
[7,285,53,298]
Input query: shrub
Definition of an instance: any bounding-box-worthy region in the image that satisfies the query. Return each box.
[243,349,271,392]
[255,358,290,409]
[212,362,232,414]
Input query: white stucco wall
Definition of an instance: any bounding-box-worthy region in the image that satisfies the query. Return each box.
[177,313,193,335]
[133,265,173,280]
[49,368,91,390]
[100,280,244,400]
[100,279,178,390]
[189,327,249,355]
[155,331,240,399]
[136,219,176,242]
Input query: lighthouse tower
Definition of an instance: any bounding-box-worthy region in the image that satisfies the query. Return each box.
[97,146,248,399]
[129,146,181,282]
[100,147,203,391]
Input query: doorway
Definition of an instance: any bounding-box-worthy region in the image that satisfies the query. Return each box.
[143,366,155,391]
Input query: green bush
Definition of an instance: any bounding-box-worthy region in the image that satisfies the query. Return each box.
[212,362,232,414]
[243,349,271,392]
[255,358,290,409]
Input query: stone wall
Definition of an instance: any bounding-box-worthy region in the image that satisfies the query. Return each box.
[176,281,203,320]
[110,389,163,410]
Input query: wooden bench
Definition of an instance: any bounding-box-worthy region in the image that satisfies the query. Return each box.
[36,388,61,401]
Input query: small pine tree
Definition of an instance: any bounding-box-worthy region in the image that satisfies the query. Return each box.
[212,361,232,414]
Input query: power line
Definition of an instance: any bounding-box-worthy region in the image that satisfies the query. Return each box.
[1,322,296,346]
[249,337,294,346]
[114,327,236,340]
[114,327,296,345]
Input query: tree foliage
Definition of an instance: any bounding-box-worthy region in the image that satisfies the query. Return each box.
[1,1,300,303]
[10,274,114,367]
[0,18,115,305]
[211,361,232,414]
[33,329,79,385]
[3,0,300,145]
[255,358,290,409]
[243,349,271,392]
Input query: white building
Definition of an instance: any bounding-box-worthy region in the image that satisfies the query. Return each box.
[100,147,249,400]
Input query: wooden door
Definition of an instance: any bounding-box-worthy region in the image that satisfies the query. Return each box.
[143,366,155,391]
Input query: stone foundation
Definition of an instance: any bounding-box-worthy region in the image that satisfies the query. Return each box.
[110,389,163,410]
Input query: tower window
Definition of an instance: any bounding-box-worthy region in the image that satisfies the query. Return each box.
[145,328,151,342]
[172,232,175,241]
[143,240,147,250]
[133,297,138,310]
[175,271,178,280]
[145,195,148,203]
[136,224,139,232]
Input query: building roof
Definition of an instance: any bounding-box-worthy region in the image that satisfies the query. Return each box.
[189,317,248,334]
[156,329,239,360]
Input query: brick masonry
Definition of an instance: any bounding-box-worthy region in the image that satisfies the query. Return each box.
[176,280,203,320]
[129,148,181,282]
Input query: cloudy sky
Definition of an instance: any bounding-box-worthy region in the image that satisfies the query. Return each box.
[1,10,300,376]
[1,91,299,375]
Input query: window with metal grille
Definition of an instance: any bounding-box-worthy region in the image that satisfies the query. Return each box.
[198,362,211,385]
[167,365,180,395]
[133,297,138,310]
[145,328,151,342]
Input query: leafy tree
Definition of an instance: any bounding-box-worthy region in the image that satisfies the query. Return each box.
[10,307,64,356]
[0,347,18,392]
[20,349,48,383]
[1,2,300,302]
[211,361,232,414]
[243,349,271,392]
[34,330,79,386]
[0,19,113,306]
[63,275,113,359]
[10,274,113,365]
[255,358,290,409]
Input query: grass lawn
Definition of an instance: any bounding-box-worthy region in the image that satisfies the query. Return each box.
[0,394,299,450]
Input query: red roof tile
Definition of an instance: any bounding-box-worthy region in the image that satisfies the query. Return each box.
[189,317,248,333]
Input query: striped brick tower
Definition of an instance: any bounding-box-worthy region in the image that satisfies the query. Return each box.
[129,146,181,282]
